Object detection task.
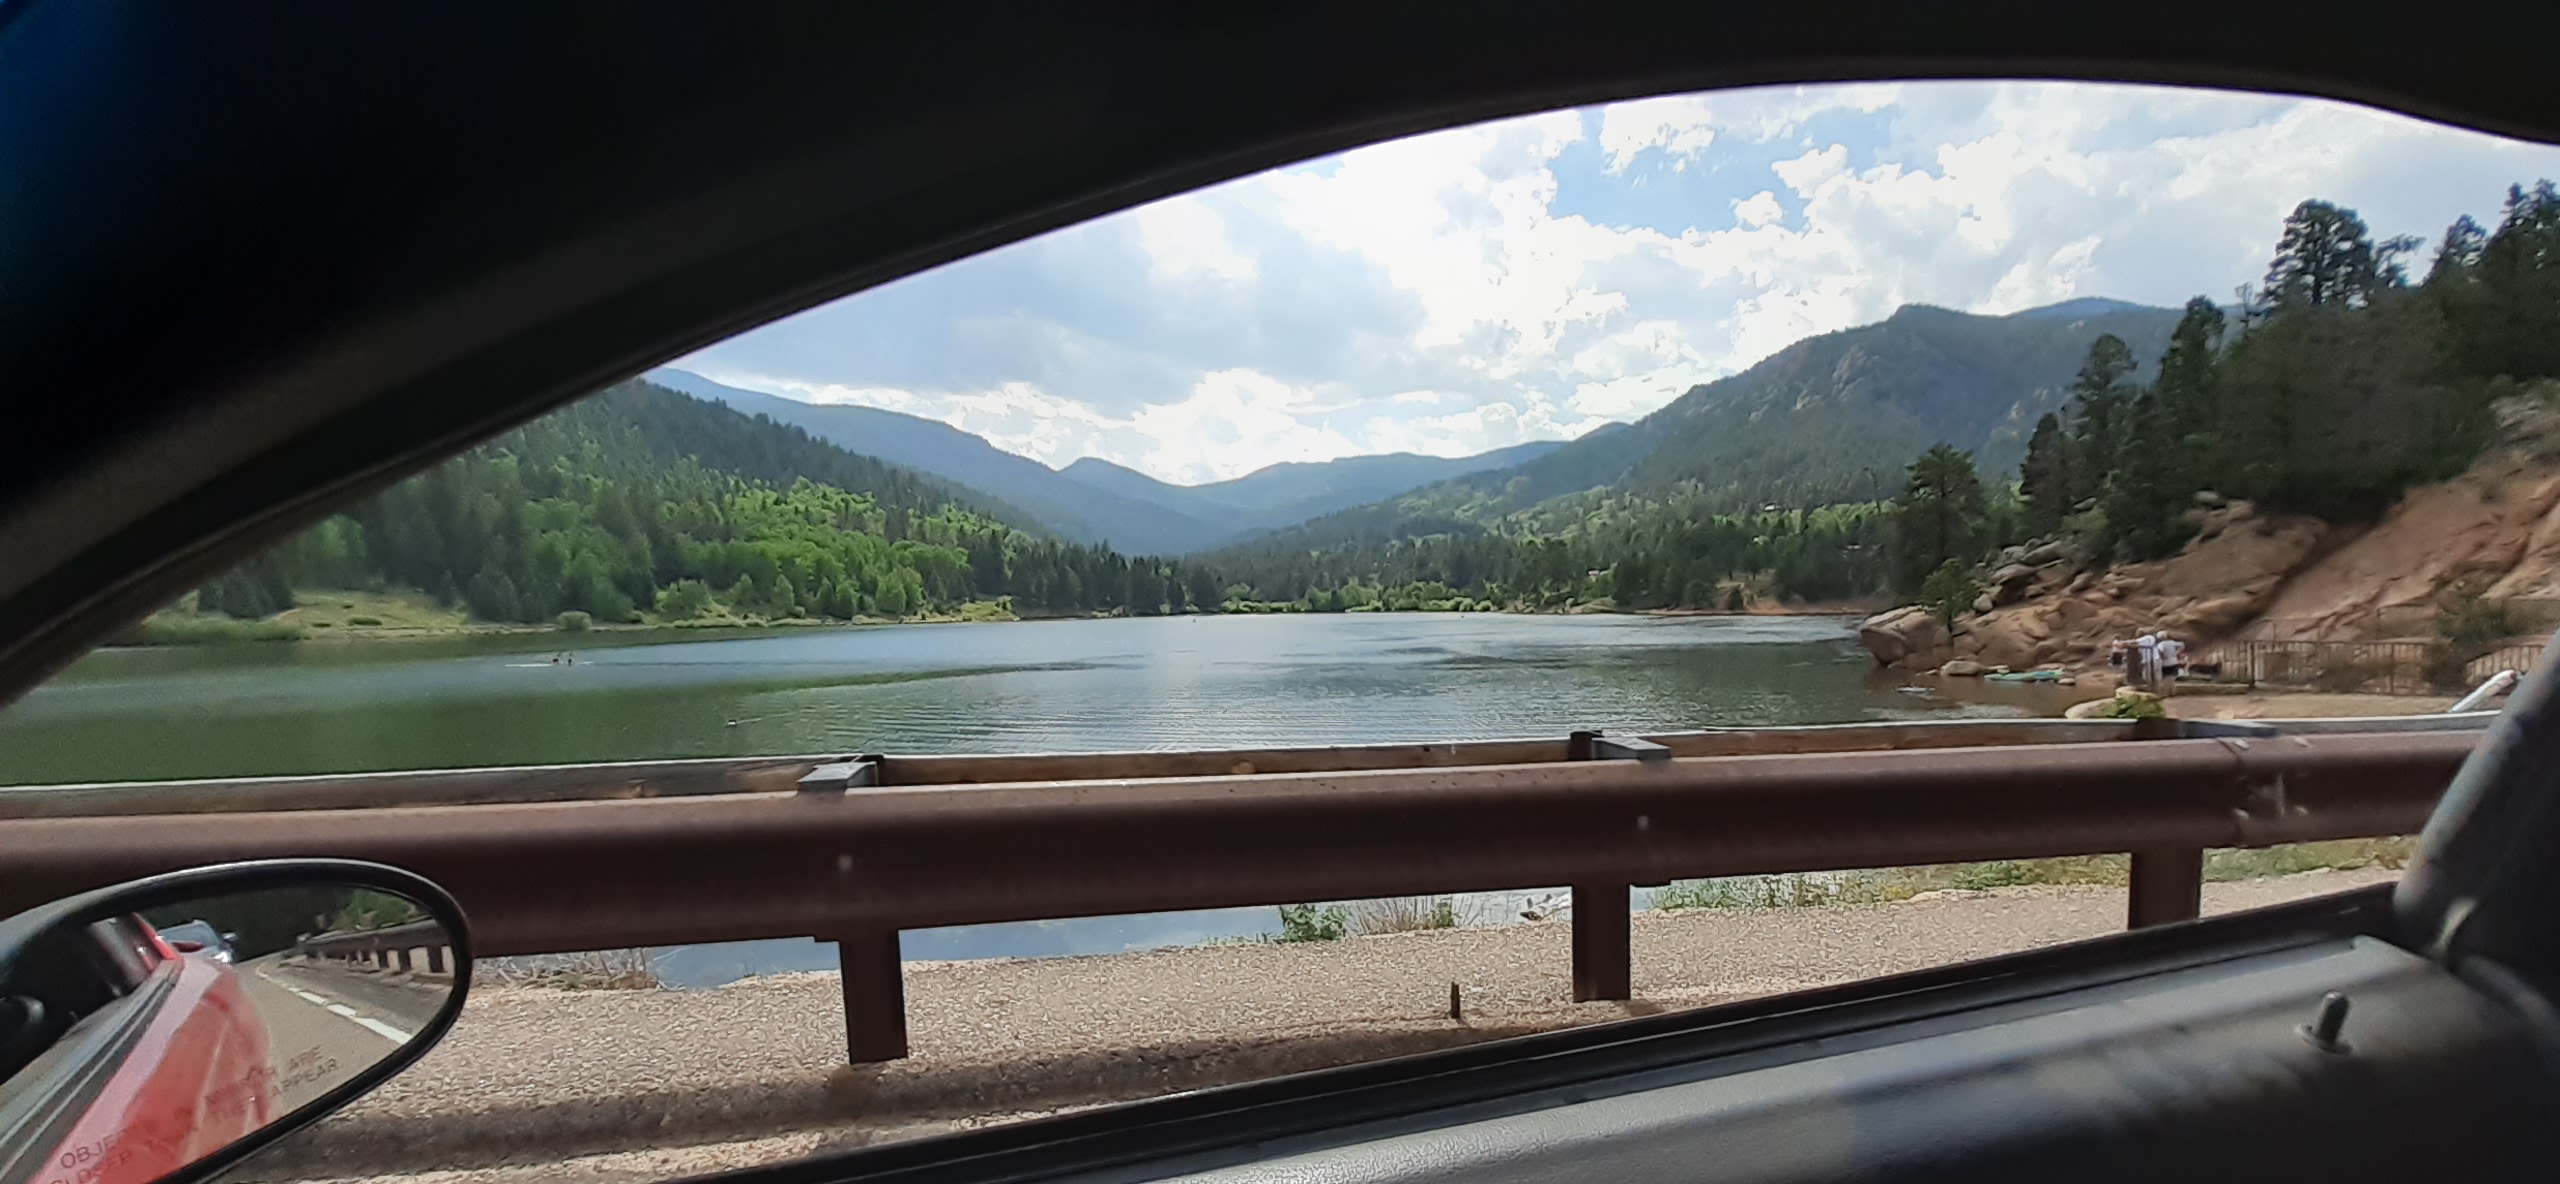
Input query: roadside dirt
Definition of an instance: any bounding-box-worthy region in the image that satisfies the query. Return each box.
[2164,691,2458,719]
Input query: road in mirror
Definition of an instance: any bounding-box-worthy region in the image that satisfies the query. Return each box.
[0,884,453,1184]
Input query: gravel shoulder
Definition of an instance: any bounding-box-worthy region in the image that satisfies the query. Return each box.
[257,869,2395,1183]
[2166,691,2458,718]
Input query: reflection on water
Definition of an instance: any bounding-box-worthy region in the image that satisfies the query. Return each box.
[3,614,2076,982]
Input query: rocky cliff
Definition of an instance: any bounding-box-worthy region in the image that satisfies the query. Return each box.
[1861,391,2560,672]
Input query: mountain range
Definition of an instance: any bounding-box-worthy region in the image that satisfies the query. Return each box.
[1199,299,2187,554]
[645,368,1558,554]
[651,296,2183,556]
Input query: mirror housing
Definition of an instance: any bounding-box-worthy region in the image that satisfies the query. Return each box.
[0,860,469,1184]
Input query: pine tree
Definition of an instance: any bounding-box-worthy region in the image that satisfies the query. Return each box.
[1891,444,1988,594]
[2152,297,2227,489]
[2427,215,2488,285]
[2263,199,2413,310]
[2065,334,2137,508]
[2099,393,2191,561]
[2018,413,2070,538]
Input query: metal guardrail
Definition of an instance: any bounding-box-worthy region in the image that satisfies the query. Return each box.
[0,720,2143,818]
[297,918,453,974]
[0,719,2484,1064]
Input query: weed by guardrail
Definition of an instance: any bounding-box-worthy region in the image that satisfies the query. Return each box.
[1276,904,1348,942]
[481,948,663,990]
[1348,896,1461,935]
[1651,841,2413,912]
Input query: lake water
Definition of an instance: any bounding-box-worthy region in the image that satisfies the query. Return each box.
[0,613,2065,984]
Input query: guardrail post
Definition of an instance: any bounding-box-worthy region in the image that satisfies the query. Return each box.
[1570,882,1631,1002]
[2127,846,2204,929]
[835,928,908,1063]
[799,756,883,794]
[1566,730,1647,1002]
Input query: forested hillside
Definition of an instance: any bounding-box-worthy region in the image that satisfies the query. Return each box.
[1207,491,1893,612]
[192,380,1219,626]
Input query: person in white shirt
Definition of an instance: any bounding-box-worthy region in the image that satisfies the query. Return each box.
[2159,636,2186,684]
[2133,633,2159,691]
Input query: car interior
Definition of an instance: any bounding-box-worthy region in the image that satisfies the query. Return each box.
[5,5,2560,1183]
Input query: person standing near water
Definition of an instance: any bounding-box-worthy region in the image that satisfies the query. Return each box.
[2132,633,2159,691]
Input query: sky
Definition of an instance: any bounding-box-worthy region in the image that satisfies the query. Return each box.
[676,81,2560,487]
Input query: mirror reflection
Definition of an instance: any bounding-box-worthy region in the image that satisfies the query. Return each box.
[0,883,454,1184]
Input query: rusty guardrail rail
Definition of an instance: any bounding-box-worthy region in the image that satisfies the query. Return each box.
[0,719,2484,1064]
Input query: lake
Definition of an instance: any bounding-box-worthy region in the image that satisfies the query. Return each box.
[0,613,2068,983]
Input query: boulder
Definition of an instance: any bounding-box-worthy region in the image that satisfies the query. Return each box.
[2192,489,2226,507]
[2175,593,2264,634]
[2021,540,2071,567]
[1938,659,1986,677]
[1971,593,1995,614]
[1987,563,2039,605]
[1857,606,1945,667]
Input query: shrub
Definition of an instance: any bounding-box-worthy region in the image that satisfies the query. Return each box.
[2094,691,2166,720]
[2427,579,2524,689]
[1276,903,1347,942]
[479,949,661,991]
[557,610,592,632]
[1349,896,1460,935]
[1918,559,1982,629]
[2315,655,2397,693]
[119,617,305,645]
[653,578,715,620]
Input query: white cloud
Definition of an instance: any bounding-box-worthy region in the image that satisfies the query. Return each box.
[1598,94,1717,173]
[1130,370,1365,482]
[1132,197,1257,281]
[697,367,1372,486]
[1732,190,1784,227]
[1598,86,1905,175]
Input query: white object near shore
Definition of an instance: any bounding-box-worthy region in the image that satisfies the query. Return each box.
[2449,669,2522,714]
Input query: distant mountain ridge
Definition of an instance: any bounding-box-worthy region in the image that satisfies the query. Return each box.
[648,368,1562,553]
[1210,298,2186,555]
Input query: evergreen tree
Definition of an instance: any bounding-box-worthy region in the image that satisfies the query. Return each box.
[2064,334,2137,507]
[2151,297,2227,489]
[2456,181,2560,382]
[2098,393,2191,561]
[2427,214,2488,285]
[2018,412,2071,537]
[1891,444,1988,594]
[2262,199,2418,310]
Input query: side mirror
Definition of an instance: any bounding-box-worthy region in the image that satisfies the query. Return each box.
[0,860,469,1184]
